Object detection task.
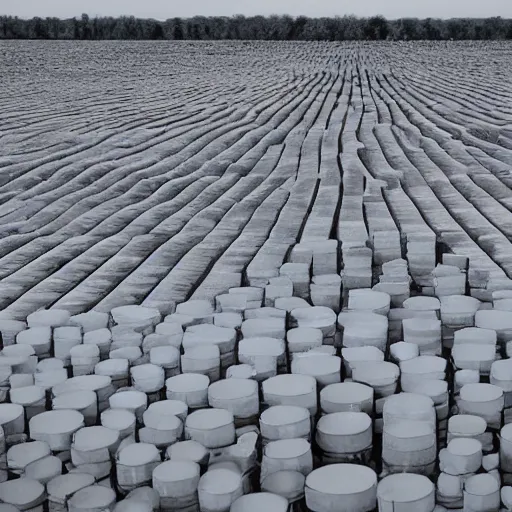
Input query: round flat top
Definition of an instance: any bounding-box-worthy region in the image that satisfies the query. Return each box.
[260,405,309,427]
[306,464,377,495]
[449,414,486,435]
[377,473,434,502]
[118,443,160,466]
[447,437,482,456]
[186,408,233,431]
[460,383,503,403]
[72,426,119,451]
[403,296,440,311]
[152,460,200,483]
[465,473,499,495]
[317,412,371,435]
[101,408,136,430]
[208,378,258,400]
[263,374,316,397]
[198,468,241,494]
[0,478,45,505]
[30,409,84,434]
[47,473,95,499]
[265,438,310,459]
[166,373,210,392]
[261,470,305,498]
[231,492,289,512]
[321,382,374,404]
[68,485,116,508]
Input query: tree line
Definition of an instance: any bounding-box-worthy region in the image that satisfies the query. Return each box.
[1,14,511,41]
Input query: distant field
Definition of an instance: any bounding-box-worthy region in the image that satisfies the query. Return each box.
[1,40,512,319]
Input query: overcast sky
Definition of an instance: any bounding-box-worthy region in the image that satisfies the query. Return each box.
[2,0,511,20]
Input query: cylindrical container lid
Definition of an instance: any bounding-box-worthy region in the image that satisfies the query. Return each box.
[230,492,289,512]
[68,485,116,511]
[305,464,377,512]
[377,473,435,506]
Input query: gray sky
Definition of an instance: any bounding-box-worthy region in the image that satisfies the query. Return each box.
[2,0,511,20]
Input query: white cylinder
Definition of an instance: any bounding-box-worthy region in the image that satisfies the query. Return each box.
[402,318,441,355]
[320,382,374,415]
[95,359,129,389]
[440,296,480,328]
[166,373,210,409]
[71,426,120,467]
[490,359,512,407]
[152,460,200,511]
[69,311,109,333]
[0,404,25,437]
[130,364,165,394]
[475,309,512,343]
[305,463,377,512]
[185,408,235,449]
[458,383,504,428]
[403,296,440,313]
[463,473,500,512]
[52,390,98,426]
[291,307,337,338]
[52,375,115,407]
[167,440,209,466]
[260,406,311,444]
[230,492,289,512]
[140,412,182,450]
[383,393,436,428]
[261,438,313,482]
[47,472,96,511]
[238,337,284,381]
[83,328,112,358]
[389,342,420,363]
[71,344,100,376]
[439,438,482,476]
[400,356,446,392]
[181,345,220,382]
[382,420,436,474]
[208,378,259,423]
[352,362,399,398]
[262,374,317,415]
[149,346,181,377]
[452,345,496,375]
[500,423,512,472]
[316,412,372,455]
[348,289,390,315]
[29,410,85,452]
[116,443,161,493]
[454,370,480,393]
[338,311,388,350]
[101,408,136,439]
[260,470,305,504]
[68,485,117,512]
[16,327,52,356]
[342,346,384,378]
[286,328,323,357]
[198,468,243,512]
[377,473,435,512]
[24,454,62,484]
[0,478,46,511]
[7,440,51,475]
[109,390,148,422]
[54,326,82,366]
[453,327,497,346]
[291,355,341,388]
[111,305,161,333]
[9,385,45,420]
[144,400,188,423]
[125,486,160,511]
